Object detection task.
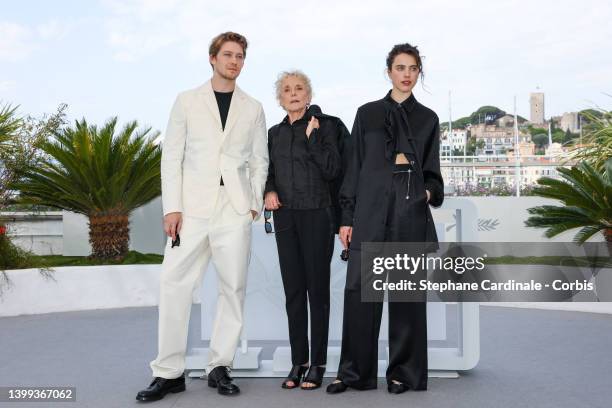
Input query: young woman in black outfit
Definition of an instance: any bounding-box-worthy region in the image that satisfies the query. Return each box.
[327,44,444,395]
[264,71,348,390]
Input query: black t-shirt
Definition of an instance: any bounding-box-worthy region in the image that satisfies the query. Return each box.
[214,90,233,130]
[214,91,233,186]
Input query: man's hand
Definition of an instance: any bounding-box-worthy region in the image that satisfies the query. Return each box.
[264,191,282,210]
[426,190,431,203]
[164,212,182,241]
[339,226,353,250]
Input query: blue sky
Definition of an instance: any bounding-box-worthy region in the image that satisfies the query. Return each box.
[1,0,611,135]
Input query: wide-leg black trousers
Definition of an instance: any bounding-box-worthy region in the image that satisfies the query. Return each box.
[337,163,429,390]
[273,207,335,366]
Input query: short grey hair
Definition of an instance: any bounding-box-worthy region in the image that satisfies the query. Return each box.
[274,70,313,104]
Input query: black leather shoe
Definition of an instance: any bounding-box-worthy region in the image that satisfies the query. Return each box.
[387,381,409,394]
[301,365,325,390]
[326,380,348,394]
[207,366,240,396]
[136,374,186,402]
[282,365,308,389]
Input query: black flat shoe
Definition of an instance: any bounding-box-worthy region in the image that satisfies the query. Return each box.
[136,374,185,402]
[281,365,308,389]
[207,366,240,396]
[387,381,409,394]
[301,365,325,390]
[326,380,348,394]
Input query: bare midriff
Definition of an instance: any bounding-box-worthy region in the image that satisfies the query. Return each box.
[395,153,409,164]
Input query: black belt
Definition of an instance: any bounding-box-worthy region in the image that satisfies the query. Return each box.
[220,177,224,186]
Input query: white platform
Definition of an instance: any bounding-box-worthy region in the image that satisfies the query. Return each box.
[186,346,262,372]
[186,346,460,378]
[187,199,481,378]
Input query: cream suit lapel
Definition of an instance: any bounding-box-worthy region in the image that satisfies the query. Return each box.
[222,85,246,140]
[197,81,223,134]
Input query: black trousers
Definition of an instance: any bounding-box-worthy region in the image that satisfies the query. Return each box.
[337,163,428,390]
[273,207,335,366]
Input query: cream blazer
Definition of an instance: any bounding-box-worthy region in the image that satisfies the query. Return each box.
[161,80,268,220]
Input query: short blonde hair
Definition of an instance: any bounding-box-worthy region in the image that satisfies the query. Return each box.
[274,70,313,104]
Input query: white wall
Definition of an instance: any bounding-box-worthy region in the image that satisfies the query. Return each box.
[2,196,610,318]
[1,212,63,255]
[0,265,163,317]
[62,198,166,256]
[7,197,603,258]
[433,196,604,243]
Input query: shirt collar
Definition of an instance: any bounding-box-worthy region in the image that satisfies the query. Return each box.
[281,104,322,125]
[384,90,417,112]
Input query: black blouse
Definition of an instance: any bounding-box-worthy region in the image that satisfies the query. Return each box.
[265,105,344,210]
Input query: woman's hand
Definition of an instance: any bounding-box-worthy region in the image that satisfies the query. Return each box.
[305,116,319,138]
[264,191,282,210]
[339,226,353,249]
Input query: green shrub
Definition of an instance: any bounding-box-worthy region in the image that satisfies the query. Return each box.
[0,229,34,270]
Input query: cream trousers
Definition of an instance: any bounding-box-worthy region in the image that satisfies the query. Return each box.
[150,187,252,378]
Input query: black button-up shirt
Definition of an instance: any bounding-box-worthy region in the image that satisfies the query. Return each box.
[265,105,345,209]
[339,91,444,244]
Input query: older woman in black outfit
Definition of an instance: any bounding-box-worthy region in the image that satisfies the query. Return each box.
[327,44,444,395]
[264,71,347,390]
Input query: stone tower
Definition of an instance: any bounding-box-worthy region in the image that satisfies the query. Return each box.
[530,92,545,124]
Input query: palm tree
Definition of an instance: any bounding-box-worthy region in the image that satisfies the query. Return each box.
[15,117,161,260]
[0,104,21,148]
[525,159,612,243]
[0,104,22,214]
[567,110,612,172]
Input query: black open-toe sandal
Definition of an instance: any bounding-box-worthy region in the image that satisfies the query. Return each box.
[281,365,308,389]
[301,365,325,390]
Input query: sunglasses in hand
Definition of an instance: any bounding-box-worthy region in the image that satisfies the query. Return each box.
[340,247,349,261]
[264,209,291,234]
[264,210,274,234]
[171,234,180,248]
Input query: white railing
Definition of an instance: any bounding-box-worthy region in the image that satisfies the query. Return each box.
[440,154,569,165]
[439,156,572,196]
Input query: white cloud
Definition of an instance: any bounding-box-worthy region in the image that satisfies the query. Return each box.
[0,22,35,62]
[102,0,185,61]
[37,20,71,41]
[0,80,17,93]
[6,0,609,126]
[102,0,446,61]
[0,19,74,62]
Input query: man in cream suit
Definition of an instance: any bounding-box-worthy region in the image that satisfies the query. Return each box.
[137,32,268,402]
